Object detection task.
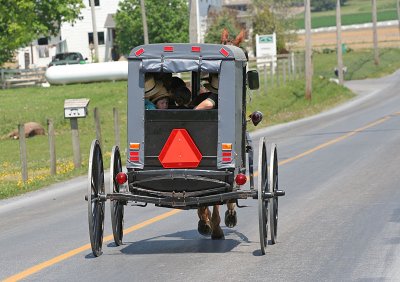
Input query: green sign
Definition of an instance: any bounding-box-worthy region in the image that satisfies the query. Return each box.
[259,35,273,43]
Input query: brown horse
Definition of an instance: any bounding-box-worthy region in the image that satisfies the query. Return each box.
[197,28,246,239]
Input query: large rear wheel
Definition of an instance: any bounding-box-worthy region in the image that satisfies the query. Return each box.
[269,144,279,244]
[87,140,105,257]
[110,146,124,246]
[257,137,269,255]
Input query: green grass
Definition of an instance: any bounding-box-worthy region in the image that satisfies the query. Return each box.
[294,0,397,29]
[247,78,354,130]
[313,48,400,80]
[1,48,400,199]
[294,10,398,29]
[0,81,128,198]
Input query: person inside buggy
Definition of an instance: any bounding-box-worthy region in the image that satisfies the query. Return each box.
[143,72,219,110]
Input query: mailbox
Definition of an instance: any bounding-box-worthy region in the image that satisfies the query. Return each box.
[64,98,90,118]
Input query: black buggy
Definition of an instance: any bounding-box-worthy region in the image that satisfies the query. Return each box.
[86,43,285,256]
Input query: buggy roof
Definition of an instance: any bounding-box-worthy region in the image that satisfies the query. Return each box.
[129,43,247,62]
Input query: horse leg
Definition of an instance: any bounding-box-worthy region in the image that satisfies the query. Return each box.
[197,206,212,236]
[224,201,237,228]
[210,205,224,240]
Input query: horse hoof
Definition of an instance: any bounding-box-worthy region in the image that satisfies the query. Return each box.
[211,226,225,240]
[224,210,237,228]
[198,220,212,236]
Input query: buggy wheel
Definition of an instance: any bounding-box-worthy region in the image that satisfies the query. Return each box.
[269,144,279,244]
[87,140,105,257]
[257,137,269,255]
[110,145,124,246]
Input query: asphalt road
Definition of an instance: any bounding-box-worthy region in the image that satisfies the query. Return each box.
[1,70,400,281]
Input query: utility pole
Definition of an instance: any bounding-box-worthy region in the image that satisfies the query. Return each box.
[372,0,379,65]
[304,0,312,100]
[336,0,344,85]
[140,0,149,44]
[89,0,99,62]
[397,0,400,35]
[189,0,200,43]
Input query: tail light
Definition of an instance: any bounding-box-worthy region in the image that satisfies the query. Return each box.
[235,173,247,185]
[116,172,127,185]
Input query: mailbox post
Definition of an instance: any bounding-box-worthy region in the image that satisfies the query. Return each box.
[64,99,90,169]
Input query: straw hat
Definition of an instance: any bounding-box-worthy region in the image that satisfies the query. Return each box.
[145,75,164,98]
[203,73,219,94]
[149,85,171,103]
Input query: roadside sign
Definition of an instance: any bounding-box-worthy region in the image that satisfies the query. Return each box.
[256,33,277,70]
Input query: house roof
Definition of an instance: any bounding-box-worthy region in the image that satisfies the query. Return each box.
[104,14,115,28]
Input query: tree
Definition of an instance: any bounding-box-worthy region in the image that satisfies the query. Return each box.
[251,0,300,54]
[253,8,280,50]
[115,0,189,56]
[0,0,84,66]
[204,9,241,44]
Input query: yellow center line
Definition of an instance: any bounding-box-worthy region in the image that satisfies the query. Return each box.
[279,116,390,166]
[3,209,181,282]
[3,114,394,281]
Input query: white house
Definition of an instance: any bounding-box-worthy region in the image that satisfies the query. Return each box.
[18,0,225,69]
[18,0,120,69]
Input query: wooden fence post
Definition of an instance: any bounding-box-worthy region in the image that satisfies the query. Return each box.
[263,64,267,95]
[270,63,274,87]
[18,124,28,182]
[113,108,120,148]
[47,119,56,175]
[297,54,302,78]
[292,53,297,80]
[283,60,287,85]
[70,118,81,169]
[276,61,280,87]
[94,107,102,150]
[1,69,5,90]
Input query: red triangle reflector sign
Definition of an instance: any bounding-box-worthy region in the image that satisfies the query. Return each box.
[158,129,202,168]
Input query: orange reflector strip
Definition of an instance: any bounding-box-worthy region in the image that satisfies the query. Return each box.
[135,48,144,56]
[222,143,232,150]
[130,143,140,150]
[192,46,201,52]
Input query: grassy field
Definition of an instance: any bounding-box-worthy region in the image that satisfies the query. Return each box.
[313,48,400,80]
[294,0,398,29]
[1,48,400,199]
[0,82,128,198]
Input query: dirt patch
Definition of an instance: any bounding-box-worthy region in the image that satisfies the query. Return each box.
[294,25,400,50]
